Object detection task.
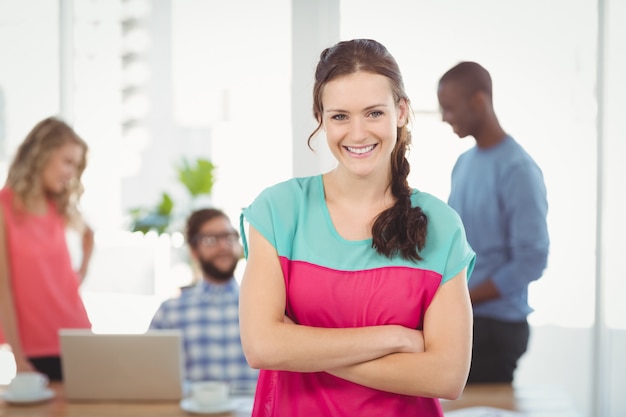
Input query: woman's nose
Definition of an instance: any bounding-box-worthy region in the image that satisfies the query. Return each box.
[349,118,368,141]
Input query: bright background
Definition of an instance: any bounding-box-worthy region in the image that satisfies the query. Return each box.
[0,1,624,416]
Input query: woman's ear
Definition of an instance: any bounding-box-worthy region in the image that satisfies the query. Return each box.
[319,116,327,132]
[397,98,409,127]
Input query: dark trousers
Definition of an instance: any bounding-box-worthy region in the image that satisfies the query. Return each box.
[467,316,529,384]
[28,356,63,381]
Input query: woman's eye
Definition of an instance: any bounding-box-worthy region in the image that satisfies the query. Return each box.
[369,111,383,118]
[331,114,347,121]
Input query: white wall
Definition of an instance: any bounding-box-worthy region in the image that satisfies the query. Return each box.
[598,0,626,415]
[0,1,624,415]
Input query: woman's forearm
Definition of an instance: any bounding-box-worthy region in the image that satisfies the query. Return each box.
[0,282,31,370]
[0,212,31,370]
[327,349,468,400]
[77,225,94,283]
[242,321,424,373]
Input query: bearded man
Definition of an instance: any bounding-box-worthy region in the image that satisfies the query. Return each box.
[150,208,258,394]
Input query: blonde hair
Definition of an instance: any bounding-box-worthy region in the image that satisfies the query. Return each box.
[6,117,88,229]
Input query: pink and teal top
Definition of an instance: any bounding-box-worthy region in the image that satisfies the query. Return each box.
[240,175,475,417]
[0,187,91,357]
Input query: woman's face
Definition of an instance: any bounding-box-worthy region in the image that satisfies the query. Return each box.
[321,71,407,179]
[41,141,84,195]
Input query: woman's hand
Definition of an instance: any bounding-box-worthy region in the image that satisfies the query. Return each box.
[77,264,89,282]
[284,315,424,353]
[396,327,425,354]
[14,355,36,374]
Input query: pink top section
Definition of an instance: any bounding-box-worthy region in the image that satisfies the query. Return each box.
[251,258,444,417]
[0,187,91,356]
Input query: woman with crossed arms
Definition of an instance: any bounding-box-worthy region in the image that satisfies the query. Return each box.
[239,39,476,416]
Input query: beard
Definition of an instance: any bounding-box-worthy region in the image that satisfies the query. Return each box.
[198,257,238,283]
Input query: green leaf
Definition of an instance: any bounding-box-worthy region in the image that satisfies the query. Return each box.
[156,192,174,215]
[176,157,215,197]
[127,193,174,234]
[126,157,216,235]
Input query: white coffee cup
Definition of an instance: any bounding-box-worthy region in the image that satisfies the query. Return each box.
[8,372,49,397]
[190,381,229,406]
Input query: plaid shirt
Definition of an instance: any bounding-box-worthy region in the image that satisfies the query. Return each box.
[149,279,258,393]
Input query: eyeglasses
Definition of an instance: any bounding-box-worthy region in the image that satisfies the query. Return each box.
[194,232,240,247]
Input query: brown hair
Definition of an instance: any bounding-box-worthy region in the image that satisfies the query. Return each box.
[186,208,230,248]
[308,39,427,262]
[6,116,88,228]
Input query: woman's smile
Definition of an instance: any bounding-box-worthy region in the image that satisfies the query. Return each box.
[344,144,377,156]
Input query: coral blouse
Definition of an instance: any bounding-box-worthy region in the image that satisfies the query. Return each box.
[0,187,91,357]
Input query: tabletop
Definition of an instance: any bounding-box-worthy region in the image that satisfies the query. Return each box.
[0,382,579,417]
[442,383,581,416]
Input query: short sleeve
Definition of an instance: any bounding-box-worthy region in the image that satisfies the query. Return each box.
[414,191,476,284]
[239,179,301,260]
[239,187,278,259]
[443,226,476,284]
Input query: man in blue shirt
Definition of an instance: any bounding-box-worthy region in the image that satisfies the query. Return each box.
[150,208,258,394]
[437,62,549,384]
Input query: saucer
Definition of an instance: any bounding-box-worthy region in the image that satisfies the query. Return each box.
[1,388,55,404]
[180,397,238,414]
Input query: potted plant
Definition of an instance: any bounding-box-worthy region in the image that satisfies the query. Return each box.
[128,157,215,234]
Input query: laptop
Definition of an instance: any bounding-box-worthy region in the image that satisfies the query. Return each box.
[59,329,185,401]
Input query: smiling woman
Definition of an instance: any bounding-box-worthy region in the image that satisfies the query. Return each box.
[320,72,408,183]
[238,38,475,417]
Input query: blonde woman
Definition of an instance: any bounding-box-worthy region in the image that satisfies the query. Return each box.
[0,117,92,381]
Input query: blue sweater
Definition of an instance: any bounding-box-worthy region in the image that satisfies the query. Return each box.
[448,136,549,321]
